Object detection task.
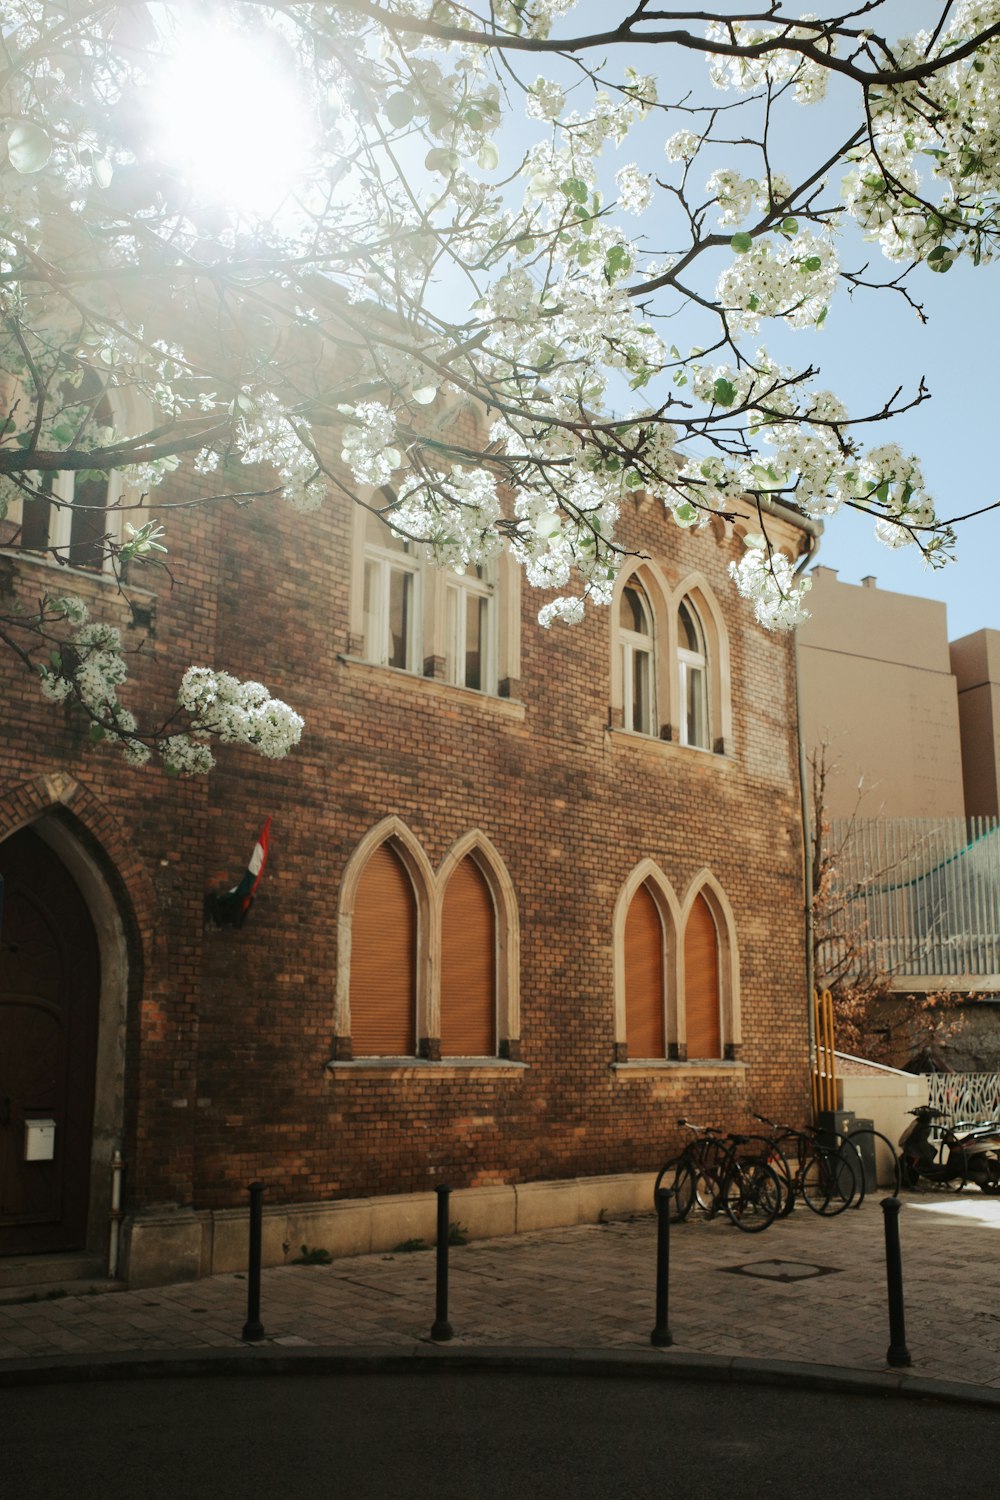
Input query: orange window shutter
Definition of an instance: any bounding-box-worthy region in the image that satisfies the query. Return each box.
[624,882,665,1058]
[685,893,721,1059]
[350,844,416,1056]
[440,856,496,1057]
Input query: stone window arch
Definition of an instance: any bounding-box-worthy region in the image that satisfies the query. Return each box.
[334,818,434,1059]
[679,872,741,1061]
[670,576,732,755]
[610,563,671,738]
[435,831,521,1060]
[612,862,681,1060]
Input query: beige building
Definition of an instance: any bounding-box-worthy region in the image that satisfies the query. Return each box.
[951,629,1000,817]
[797,567,966,819]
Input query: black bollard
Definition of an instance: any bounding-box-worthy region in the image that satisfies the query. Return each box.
[881,1195,911,1367]
[650,1187,674,1348]
[242,1180,265,1342]
[430,1183,454,1342]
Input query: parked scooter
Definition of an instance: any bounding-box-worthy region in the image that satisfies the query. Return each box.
[898,1105,1000,1192]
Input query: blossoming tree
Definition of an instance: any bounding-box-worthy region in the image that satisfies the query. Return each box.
[3,0,1000,771]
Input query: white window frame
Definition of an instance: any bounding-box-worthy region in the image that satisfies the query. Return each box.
[445,564,497,695]
[620,582,656,736]
[677,599,710,750]
[363,540,423,674]
[13,368,127,576]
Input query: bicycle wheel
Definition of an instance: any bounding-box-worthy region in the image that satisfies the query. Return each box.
[832,1138,864,1209]
[653,1157,696,1220]
[763,1143,795,1217]
[722,1160,781,1233]
[736,1133,794,1218]
[801,1146,855,1215]
[690,1165,723,1219]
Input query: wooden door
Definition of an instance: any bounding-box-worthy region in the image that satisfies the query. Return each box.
[0,828,100,1255]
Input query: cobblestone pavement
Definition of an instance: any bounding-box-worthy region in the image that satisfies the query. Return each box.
[2,1191,999,1388]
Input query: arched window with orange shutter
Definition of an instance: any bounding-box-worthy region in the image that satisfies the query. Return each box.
[624,880,666,1059]
[349,841,417,1057]
[684,892,722,1059]
[440,855,496,1057]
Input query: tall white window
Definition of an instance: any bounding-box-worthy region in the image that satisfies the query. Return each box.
[363,524,421,672]
[19,375,119,574]
[353,505,518,696]
[620,582,655,735]
[678,599,709,749]
[446,564,496,694]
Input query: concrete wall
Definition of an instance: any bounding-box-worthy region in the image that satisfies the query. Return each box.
[837,1065,928,1186]
[122,1171,658,1287]
[797,569,966,819]
[951,629,1000,817]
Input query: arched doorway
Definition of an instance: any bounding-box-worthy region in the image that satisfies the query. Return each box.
[0,827,101,1255]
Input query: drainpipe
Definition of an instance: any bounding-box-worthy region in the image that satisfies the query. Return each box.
[108,1149,124,1279]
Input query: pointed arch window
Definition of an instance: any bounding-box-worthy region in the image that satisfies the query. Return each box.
[440,855,496,1057]
[684,892,722,1059]
[620,581,655,735]
[678,598,710,750]
[349,842,417,1057]
[336,822,521,1066]
[624,880,667,1058]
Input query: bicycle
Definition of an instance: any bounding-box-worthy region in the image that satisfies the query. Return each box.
[751,1111,864,1216]
[655,1119,783,1233]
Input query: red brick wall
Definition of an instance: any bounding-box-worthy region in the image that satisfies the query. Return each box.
[0,447,812,1217]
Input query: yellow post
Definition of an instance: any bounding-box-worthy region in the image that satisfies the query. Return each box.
[812,989,838,1119]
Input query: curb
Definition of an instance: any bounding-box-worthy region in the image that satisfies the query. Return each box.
[1,1343,999,1408]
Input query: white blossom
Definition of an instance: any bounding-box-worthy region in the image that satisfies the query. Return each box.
[526,78,565,121]
[615,164,651,216]
[665,130,700,163]
[728,544,812,630]
[706,169,758,226]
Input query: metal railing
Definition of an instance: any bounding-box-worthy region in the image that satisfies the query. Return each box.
[820,817,1000,985]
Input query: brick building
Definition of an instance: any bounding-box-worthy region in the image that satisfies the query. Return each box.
[0,422,814,1288]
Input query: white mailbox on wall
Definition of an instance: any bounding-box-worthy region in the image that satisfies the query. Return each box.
[25,1118,56,1162]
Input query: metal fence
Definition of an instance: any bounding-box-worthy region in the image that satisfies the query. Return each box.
[823,817,1000,984]
[925,1071,1000,1125]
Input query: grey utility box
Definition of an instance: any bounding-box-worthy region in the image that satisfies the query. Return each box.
[816,1108,856,1145]
[846,1117,878,1194]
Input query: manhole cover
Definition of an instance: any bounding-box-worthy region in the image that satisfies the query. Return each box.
[724,1259,840,1283]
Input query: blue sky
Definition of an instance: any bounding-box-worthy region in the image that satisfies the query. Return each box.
[529,4,1000,642]
[790,251,999,644]
[635,7,1000,645]
[415,2,996,638]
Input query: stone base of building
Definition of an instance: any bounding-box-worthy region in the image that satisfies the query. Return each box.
[120,1171,659,1288]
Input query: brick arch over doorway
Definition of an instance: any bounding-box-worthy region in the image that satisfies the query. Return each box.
[0,774,147,1269]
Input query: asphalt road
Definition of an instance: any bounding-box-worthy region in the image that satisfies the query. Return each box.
[2,1369,992,1499]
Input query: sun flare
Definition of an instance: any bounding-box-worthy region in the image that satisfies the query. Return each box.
[145,15,316,218]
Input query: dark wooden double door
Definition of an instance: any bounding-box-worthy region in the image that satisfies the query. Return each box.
[0,828,100,1255]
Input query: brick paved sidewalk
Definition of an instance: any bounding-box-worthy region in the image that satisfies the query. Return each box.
[1,1192,998,1388]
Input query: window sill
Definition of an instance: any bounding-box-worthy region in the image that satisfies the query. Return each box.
[7,549,157,600]
[337,656,525,720]
[605,728,734,767]
[611,1059,748,1076]
[325,1057,528,1075]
